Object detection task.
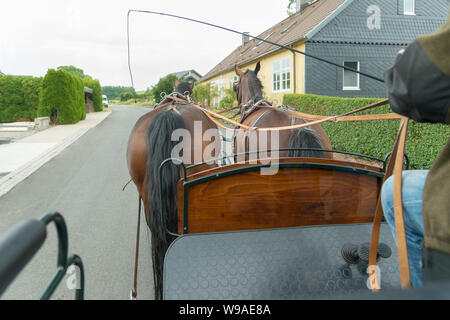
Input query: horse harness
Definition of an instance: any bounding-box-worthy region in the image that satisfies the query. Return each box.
[154,92,196,109]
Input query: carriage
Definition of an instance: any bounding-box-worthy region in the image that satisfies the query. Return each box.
[1,63,448,301]
[1,82,448,301]
[1,11,449,302]
[123,58,450,300]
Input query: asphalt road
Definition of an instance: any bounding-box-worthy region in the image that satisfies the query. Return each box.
[0,106,154,300]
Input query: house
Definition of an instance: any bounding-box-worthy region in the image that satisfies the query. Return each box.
[200,0,448,106]
[169,70,203,83]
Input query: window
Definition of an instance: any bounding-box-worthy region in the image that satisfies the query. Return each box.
[404,0,415,15]
[343,61,360,90]
[229,75,237,89]
[211,78,226,108]
[272,57,291,92]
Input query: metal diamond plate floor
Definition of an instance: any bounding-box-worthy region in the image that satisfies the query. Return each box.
[164,223,400,300]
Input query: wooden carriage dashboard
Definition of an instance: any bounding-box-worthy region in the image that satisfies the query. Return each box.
[176,158,384,234]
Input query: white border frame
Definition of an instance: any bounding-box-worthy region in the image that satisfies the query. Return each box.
[343,61,360,91]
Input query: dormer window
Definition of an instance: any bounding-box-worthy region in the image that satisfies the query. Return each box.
[256,32,274,47]
[281,21,297,34]
[404,0,415,15]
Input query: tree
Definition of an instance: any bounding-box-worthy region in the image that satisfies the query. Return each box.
[151,74,177,103]
[38,69,85,124]
[102,86,136,100]
[120,91,134,101]
[287,0,296,15]
[83,77,103,112]
[57,65,87,79]
[193,84,219,108]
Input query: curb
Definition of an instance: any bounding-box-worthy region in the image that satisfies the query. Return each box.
[0,111,111,198]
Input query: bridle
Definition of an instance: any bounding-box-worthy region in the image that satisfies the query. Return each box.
[234,72,267,116]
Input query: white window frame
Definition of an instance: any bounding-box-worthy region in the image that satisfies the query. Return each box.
[229,75,237,89]
[272,56,291,93]
[403,0,415,15]
[343,61,360,91]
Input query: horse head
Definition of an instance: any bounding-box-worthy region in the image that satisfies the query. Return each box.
[174,79,194,100]
[234,61,263,114]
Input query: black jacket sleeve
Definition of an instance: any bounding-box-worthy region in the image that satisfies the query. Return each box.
[384,41,450,124]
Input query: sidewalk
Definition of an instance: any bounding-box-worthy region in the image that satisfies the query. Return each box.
[0,110,111,197]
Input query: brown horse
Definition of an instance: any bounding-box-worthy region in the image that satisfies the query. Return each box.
[233,62,332,160]
[126,80,220,299]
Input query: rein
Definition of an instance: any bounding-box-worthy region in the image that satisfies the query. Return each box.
[195,99,398,132]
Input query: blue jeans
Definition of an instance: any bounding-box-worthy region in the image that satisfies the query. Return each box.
[381,170,429,287]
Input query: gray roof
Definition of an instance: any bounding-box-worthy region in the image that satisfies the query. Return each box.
[169,70,202,80]
[84,86,93,94]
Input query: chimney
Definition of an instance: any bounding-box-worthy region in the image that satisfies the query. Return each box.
[296,0,311,13]
[242,32,250,46]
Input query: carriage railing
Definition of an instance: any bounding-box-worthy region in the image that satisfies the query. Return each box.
[186,148,387,173]
[0,212,85,300]
[158,148,410,237]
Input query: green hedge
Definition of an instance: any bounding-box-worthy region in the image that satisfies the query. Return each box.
[83,77,103,112]
[0,75,42,122]
[38,69,85,124]
[283,94,449,169]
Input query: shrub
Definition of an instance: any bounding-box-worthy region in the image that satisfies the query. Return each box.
[0,75,42,122]
[120,91,134,102]
[219,88,238,109]
[57,65,87,79]
[83,77,103,112]
[38,69,85,124]
[193,84,219,108]
[283,94,450,169]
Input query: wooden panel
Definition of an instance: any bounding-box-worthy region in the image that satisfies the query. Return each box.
[178,158,382,234]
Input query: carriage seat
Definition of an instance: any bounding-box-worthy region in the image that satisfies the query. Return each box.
[163,223,401,300]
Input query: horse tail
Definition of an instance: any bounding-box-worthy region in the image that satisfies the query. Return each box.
[146,109,185,300]
[288,126,326,158]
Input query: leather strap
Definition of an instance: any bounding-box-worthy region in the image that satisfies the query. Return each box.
[285,110,403,122]
[215,105,241,115]
[368,117,410,291]
[194,99,393,132]
[393,117,411,288]
[131,197,142,299]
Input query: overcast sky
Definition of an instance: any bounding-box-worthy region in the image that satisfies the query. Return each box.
[0,0,290,91]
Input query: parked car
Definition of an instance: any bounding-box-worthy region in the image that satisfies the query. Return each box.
[102,95,109,108]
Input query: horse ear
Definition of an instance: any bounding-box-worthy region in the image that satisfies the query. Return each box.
[254,61,261,75]
[235,64,243,76]
[174,79,180,88]
[189,80,194,89]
